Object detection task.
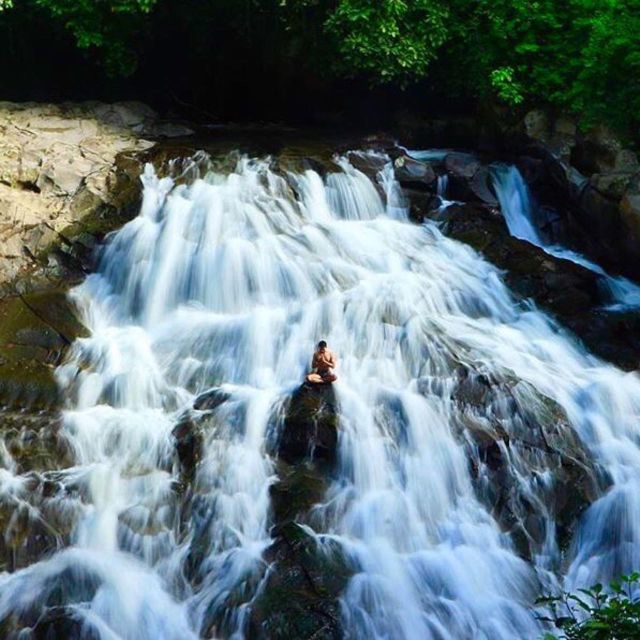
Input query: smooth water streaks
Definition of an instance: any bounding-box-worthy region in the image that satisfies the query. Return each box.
[0,151,639,640]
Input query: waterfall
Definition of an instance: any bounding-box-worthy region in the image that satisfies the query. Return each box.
[437,174,449,200]
[491,163,640,310]
[2,152,640,639]
[490,165,543,244]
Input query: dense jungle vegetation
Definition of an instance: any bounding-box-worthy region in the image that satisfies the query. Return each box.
[1,0,638,136]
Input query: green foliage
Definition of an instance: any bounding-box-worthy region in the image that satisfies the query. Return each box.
[538,573,640,639]
[490,67,524,105]
[454,0,640,133]
[0,0,639,136]
[324,0,449,84]
[30,0,158,75]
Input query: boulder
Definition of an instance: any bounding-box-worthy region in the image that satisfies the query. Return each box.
[523,110,550,142]
[406,189,441,223]
[452,368,605,560]
[32,607,100,640]
[469,166,498,206]
[172,415,203,485]
[0,101,192,290]
[193,387,231,411]
[248,523,348,640]
[444,152,480,179]
[393,155,436,191]
[278,384,339,465]
[590,172,635,201]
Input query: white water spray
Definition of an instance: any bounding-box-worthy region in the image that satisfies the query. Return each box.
[0,152,639,639]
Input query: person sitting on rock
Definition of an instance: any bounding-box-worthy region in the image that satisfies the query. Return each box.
[306,340,337,384]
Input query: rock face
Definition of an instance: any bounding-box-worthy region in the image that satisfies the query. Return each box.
[0,101,192,584]
[248,384,347,640]
[278,384,339,465]
[429,201,640,370]
[0,290,88,410]
[452,367,606,561]
[520,111,640,280]
[0,101,192,291]
[0,287,87,573]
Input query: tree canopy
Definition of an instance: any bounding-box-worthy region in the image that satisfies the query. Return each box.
[1,0,638,137]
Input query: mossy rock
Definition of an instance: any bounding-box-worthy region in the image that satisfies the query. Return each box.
[270,461,328,526]
[249,523,350,640]
[0,291,87,411]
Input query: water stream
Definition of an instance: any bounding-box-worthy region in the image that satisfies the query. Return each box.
[1,151,640,639]
[491,164,640,310]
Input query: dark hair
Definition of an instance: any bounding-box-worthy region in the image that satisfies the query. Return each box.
[318,340,327,348]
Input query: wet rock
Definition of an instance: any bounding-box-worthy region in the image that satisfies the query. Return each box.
[444,152,480,179]
[469,166,498,206]
[435,202,640,369]
[278,384,338,465]
[345,151,388,181]
[193,387,231,411]
[270,461,328,526]
[249,523,348,640]
[440,203,600,312]
[32,606,100,640]
[246,383,347,639]
[564,309,640,371]
[393,155,436,191]
[578,185,620,242]
[446,166,499,206]
[452,370,604,562]
[172,415,203,484]
[0,291,87,411]
[405,189,441,223]
[1,412,72,473]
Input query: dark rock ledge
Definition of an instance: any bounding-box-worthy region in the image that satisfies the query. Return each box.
[249,383,348,640]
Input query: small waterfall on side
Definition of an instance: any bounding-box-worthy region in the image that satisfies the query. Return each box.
[490,165,543,244]
[1,151,640,639]
[436,174,448,199]
[491,163,640,310]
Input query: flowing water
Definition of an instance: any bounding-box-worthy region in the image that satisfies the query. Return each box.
[1,151,640,639]
[491,164,640,310]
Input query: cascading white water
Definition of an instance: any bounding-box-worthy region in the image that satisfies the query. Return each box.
[491,163,640,310]
[1,150,640,639]
[436,173,448,199]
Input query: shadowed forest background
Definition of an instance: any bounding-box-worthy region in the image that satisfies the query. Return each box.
[1,0,638,138]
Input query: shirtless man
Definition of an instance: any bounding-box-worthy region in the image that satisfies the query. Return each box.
[306,340,338,384]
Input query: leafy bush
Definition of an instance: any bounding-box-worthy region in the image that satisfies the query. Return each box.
[538,573,640,640]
